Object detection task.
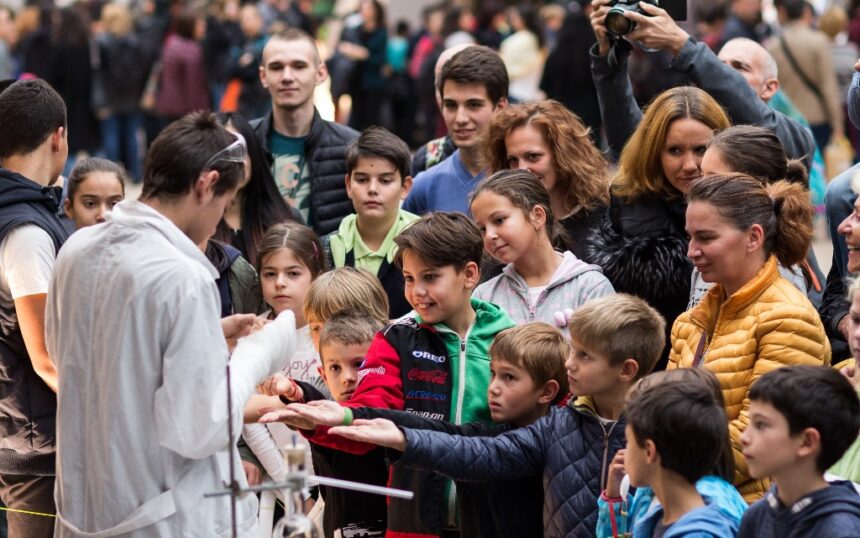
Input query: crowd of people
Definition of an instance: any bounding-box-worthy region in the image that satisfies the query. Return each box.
[5,0,860,537]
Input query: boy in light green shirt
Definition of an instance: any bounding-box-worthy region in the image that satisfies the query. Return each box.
[323,127,417,318]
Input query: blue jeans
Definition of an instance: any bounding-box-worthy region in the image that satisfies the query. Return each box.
[101,112,143,182]
[825,162,860,280]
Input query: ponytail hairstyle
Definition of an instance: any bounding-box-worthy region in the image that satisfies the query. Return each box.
[687,173,813,267]
[256,222,325,278]
[707,125,808,186]
[470,169,571,249]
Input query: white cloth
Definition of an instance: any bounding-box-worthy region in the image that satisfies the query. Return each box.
[0,224,55,307]
[242,325,318,482]
[46,200,295,537]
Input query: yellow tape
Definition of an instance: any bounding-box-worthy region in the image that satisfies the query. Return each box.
[0,506,56,518]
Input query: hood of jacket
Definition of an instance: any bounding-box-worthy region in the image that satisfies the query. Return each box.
[0,168,62,212]
[108,200,218,280]
[501,251,604,293]
[764,480,860,534]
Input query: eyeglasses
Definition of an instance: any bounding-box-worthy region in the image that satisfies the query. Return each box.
[202,132,248,171]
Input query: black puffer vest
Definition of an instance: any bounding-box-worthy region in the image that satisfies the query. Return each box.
[251,108,358,235]
[0,169,69,475]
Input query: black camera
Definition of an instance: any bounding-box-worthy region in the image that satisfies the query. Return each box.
[604,0,688,38]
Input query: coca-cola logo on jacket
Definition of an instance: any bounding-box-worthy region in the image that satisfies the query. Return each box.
[407,367,447,385]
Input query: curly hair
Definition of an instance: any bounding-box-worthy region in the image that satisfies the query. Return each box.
[483,100,609,214]
[613,86,730,200]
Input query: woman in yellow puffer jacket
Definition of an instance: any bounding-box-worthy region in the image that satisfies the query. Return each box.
[669,173,831,503]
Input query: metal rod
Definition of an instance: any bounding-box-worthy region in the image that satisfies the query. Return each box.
[205,475,414,500]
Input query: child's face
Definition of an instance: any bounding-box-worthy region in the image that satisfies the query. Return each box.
[260,248,314,322]
[740,400,808,480]
[565,337,625,397]
[346,158,412,223]
[624,424,653,488]
[64,172,124,229]
[440,80,505,151]
[307,318,323,351]
[487,359,550,426]
[401,250,478,326]
[318,340,371,401]
[471,190,542,265]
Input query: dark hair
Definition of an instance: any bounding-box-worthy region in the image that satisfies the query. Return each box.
[750,365,860,472]
[362,0,386,30]
[470,169,572,252]
[394,212,484,270]
[508,4,544,48]
[141,111,244,200]
[695,1,729,24]
[395,20,410,36]
[442,6,469,37]
[257,222,325,279]
[438,46,509,106]
[687,173,813,267]
[173,9,198,39]
[213,112,296,265]
[708,125,808,186]
[346,126,411,183]
[626,377,729,484]
[629,368,734,481]
[54,6,90,48]
[68,157,128,201]
[0,79,67,159]
[775,0,807,20]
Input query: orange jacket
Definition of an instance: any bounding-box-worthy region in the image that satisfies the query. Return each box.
[669,256,831,502]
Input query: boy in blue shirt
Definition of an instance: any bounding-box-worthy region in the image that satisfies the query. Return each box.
[738,365,860,538]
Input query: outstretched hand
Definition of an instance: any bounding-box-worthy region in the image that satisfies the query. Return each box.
[221,314,258,352]
[624,2,689,56]
[329,419,408,451]
[257,372,302,401]
[259,400,347,428]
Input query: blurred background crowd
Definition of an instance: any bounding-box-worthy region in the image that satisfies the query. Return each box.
[0,0,858,189]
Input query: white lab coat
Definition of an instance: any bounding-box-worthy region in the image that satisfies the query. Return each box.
[45,201,294,537]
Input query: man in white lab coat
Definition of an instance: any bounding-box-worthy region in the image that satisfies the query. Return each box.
[45,111,294,537]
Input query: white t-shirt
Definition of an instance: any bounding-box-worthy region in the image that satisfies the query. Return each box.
[528,285,547,309]
[0,225,56,313]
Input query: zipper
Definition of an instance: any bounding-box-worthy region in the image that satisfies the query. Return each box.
[436,323,475,527]
[599,419,618,493]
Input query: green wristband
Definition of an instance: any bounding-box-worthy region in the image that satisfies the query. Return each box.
[342,407,354,426]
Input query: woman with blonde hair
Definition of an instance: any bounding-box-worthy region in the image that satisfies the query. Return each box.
[587,86,730,370]
[670,173,830,502]
[483,99,609,261]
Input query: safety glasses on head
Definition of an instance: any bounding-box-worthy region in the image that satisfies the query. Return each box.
[202,132,247,172]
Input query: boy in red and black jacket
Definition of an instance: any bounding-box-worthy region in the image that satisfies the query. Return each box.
[262,212,515,537]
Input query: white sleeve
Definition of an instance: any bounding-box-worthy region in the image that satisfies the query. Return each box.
[1,225,55,298]
[154,282,296,460]
[241,424,286,482]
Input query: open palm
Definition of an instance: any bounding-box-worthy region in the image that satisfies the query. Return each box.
[329,419,407,451]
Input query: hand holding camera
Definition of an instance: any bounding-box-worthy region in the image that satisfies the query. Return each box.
[591,0,689,56]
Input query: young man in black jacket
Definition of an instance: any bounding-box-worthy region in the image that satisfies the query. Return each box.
[253,27,358,236]
[0,78,69,537]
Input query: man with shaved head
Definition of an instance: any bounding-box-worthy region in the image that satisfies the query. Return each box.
[589,0,816,169]
[251,27,358,235]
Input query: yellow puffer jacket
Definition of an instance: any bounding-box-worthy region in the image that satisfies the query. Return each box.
[669,256,830,502]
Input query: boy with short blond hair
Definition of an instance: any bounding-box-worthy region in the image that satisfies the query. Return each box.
[261,211,516,537]
[289,294,666,538]
[324,127,418,317]
[738,365,860,538]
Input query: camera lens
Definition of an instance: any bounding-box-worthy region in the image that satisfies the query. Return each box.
[605,7,636,37]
